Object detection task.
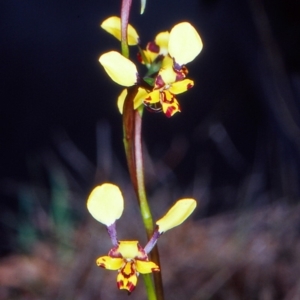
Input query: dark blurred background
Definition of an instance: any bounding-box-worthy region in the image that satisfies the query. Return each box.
[1,0,300,262]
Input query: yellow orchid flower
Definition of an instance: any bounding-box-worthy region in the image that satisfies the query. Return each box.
[144,73,194,117]
[97,241,159,293]
[87,183,196,293]
[101,16,139,46]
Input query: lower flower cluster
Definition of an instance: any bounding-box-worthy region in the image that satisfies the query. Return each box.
[97,241,159,293]
[87,183,196,293]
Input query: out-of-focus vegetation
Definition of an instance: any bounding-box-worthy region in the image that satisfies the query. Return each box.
[1,122,300,299]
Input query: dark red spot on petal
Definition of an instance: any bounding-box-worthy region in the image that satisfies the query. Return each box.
[127,282,136,293]
[165,106,174,118]
[187,83,193,89]
[161,91,175,104]
[137,52,143,63]
[147,41,159,53]
[154,75,165,89]
[117,280,123,289]
[121,262,135,278]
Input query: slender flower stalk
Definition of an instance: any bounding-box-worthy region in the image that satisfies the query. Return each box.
[120,1,163,299]
[120,0,131,58]
[133,108,164,300]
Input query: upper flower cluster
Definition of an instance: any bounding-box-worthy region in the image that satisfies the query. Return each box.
[99,17,203,117]
[87,183,196,293]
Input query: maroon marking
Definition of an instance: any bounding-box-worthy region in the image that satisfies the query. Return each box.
[187,82,194,89]
[127,282,136,293]
[117,280,123,289]
[121,262,135,278]
[109,246,122,258]
[137,52,143,63]
[165,106,175,118]
[147,41,159,53]
[161,92,175,104]
[154,75,165,89]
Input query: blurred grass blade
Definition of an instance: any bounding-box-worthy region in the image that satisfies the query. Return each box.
[140,0,146,14]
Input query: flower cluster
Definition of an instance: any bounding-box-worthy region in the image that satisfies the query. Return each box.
[99,17,203,117]
[87,183,196,293]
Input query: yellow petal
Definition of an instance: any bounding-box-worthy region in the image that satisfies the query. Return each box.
[141,47,159,65]
[156,68,176,87]
[117,262,138,293]
[144,90,160,104]
[117,88,147,114]
[156,199,197,233]
[117,241,140,259]
[161,55,174,69]
[135,260,160,274]
[101,16,139,46]
[117,89,128,113]
[155,31,170,55]
[169,79,194,95]
[168,22,203,66]
[96,256,123,270]
[160,90,181,118]
[99,51,138,86]
[87,183,124,226]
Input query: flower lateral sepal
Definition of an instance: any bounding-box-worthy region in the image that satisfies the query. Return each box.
[99,51,138,87]
[86,183,124,227]
[168,22,203,67]
[156,199,197,233]
[96,256,123,270]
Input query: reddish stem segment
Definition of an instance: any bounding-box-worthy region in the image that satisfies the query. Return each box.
[120,0,132,58]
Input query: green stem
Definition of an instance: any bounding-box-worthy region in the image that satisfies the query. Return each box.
[122,89,164,300]
[120,1,164,299]
[142,274,157,300]
[123,89,157,300]
[134,108,164,300]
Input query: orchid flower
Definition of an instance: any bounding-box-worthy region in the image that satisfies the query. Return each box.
[99,17,203,117]
[87,183,196,293]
